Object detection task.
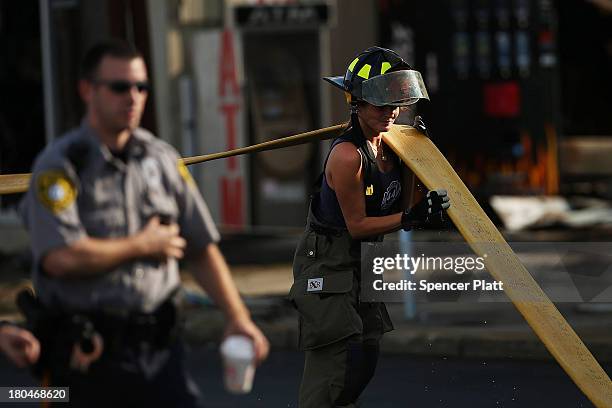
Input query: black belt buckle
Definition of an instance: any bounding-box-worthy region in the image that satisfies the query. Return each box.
[135,299,179,347]
[125,312,156,344]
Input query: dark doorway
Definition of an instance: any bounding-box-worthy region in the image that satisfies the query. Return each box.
[0,1,45,209]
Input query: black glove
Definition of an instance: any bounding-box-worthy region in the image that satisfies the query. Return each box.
[413,115,428,137]
[401,189,450,231]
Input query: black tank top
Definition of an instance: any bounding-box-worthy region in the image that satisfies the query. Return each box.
[313,115,402,229]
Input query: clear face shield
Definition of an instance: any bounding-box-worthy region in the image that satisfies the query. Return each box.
[360,70,430,107]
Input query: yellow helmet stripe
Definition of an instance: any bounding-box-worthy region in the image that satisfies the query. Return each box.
[381,61,392,74]
[348,57,359,72]
[357,64,371,79]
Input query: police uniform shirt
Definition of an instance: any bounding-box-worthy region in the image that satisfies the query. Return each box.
[20,121,220,313]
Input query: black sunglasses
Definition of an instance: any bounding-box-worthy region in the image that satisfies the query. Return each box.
[92,79,151,94]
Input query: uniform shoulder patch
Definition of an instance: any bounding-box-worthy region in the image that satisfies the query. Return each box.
[36,170,77,214]
[177,160,195,187]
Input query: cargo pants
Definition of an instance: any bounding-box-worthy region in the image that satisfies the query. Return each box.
[289,205,393,407]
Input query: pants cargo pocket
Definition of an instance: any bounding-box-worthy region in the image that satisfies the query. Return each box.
[289,270,363,351]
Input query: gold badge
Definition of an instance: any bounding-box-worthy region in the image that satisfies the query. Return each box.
[177,160,195,186]
[36,170,77,214]
[366,184,374,196]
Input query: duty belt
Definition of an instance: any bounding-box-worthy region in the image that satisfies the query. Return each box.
[17,288,183,377]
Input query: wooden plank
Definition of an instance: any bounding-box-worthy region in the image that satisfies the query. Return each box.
[0,123,348,195]
[0,174,31,195]
[384,124,612,408]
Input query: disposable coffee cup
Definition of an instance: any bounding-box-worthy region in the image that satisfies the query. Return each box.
[220,335,256,394]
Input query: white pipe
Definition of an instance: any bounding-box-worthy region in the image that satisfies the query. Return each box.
[39,0,56,143]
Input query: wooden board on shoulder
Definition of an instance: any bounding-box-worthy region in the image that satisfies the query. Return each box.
[0,123,348,196]
[384,124,612,408]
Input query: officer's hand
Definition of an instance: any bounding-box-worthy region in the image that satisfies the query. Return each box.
[0,324,40,368]
[138,216,187,260]
[224,317,270,365]
[401,189,450,230]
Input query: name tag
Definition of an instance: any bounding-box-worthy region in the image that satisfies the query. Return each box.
[307,278,323,292]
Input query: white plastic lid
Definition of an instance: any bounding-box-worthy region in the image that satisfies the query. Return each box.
[221,335,255,361]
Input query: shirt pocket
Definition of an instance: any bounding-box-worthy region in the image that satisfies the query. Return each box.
[79,178,126,237]
[141,183,178,224]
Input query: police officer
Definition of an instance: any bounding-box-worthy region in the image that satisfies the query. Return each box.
[289,47,450,407]
[19,39,269,407]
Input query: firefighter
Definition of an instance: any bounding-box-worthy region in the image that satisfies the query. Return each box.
[289,46,450,407]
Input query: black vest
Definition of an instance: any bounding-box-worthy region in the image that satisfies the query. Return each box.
[313,115,402,233]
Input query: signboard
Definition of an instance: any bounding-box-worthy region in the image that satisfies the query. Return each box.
[234,3,330,27]
[192,30,249,228]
